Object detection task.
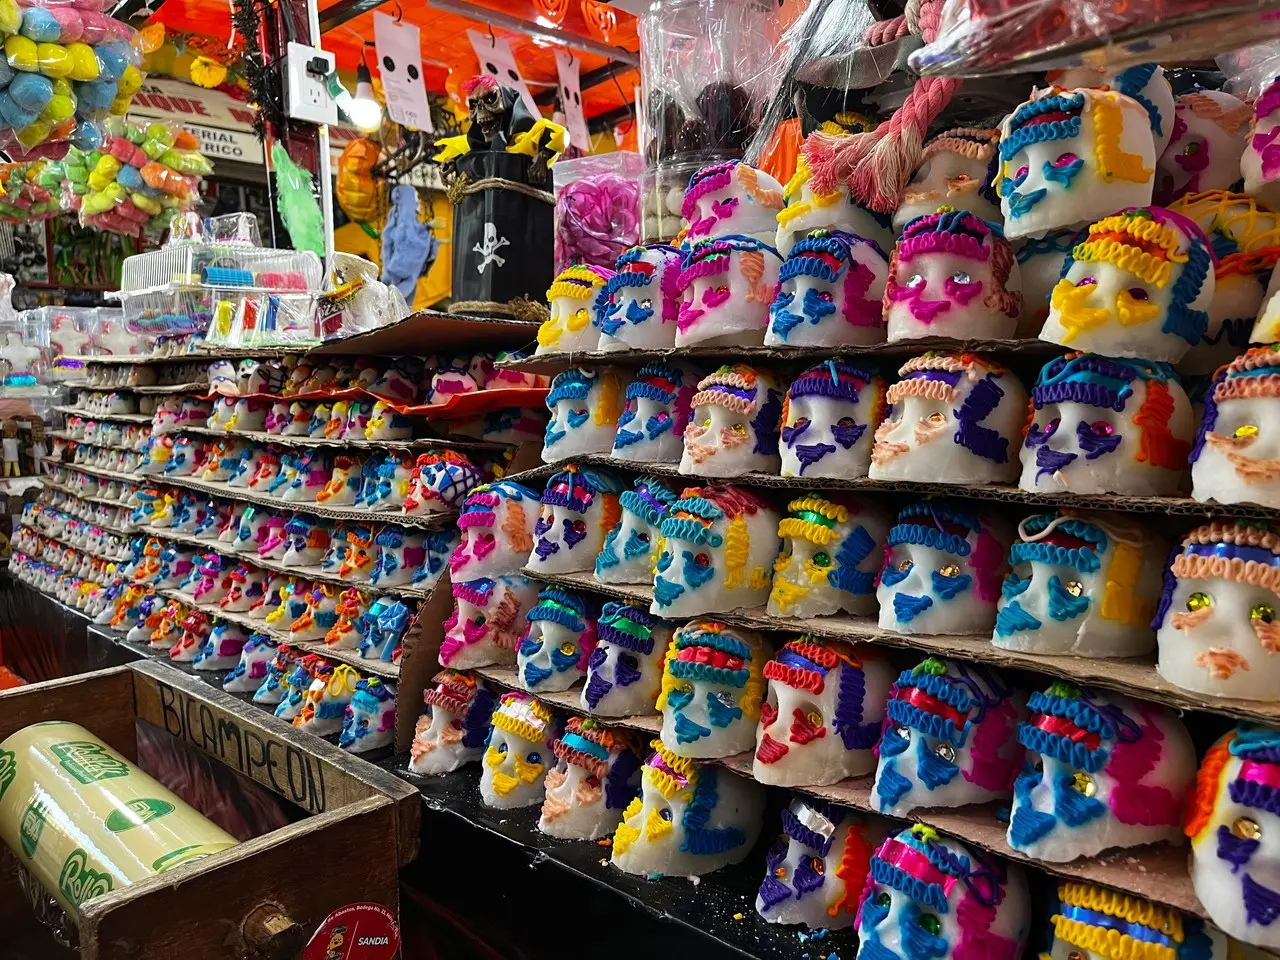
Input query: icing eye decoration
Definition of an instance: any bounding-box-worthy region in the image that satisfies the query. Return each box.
[1127,287,1150,302]
[935,742,956,762]
[939,563,960,577]
[1043,417,1061,436]
[906,274,926,289]
[659,807,674,821]
[1186,592,1213,612]
[917,914,942,936]
[1068,952,1088,960]
[574,407,588,418]
[774,864,787,878]
[449,718,462,730]
[1182,141,1201,156]
[897,559,913,573]
[694,552,710,566]
[951,271,972,284]
[1233,816,1262,840]
[1065,581,1084,597]
[894,724,911,740]
[526,751,541,765]
[497,741,508,754]
[1235,424,1259,439]
[927,411,946,424]
[1050,152,1078,167]
[715,285,729,297]
[638,532,650,543]
[558,641,576,656]
[731,423,748,436]
[1252,603,1276,624]
[1075,277,1096,288]
[1071,771,1096,796]
[837,416,856,429]
[808,855,824,876]
[806,709,823,728]
[813,552,831,567]
[702,418,712,430]
[471,614,486,626]
[793,417,811,431]
[1090,420,1115,436]
[1015,165,1029,181]
[817,291,834,303]
[571,520,587,536]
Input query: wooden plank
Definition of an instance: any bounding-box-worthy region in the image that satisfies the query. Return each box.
[0,668,138,762]
[394,577,453,753]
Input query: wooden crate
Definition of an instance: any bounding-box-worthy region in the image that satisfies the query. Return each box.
[0,660,421,960]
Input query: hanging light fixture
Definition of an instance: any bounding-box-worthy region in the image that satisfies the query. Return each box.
[348,47,383,132]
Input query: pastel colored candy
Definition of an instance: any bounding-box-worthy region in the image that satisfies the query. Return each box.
[0,0,21,36]
[78,10,112,44]
[8,71,52,111]
[20,7,61,43]
[39,91,73,124]
[72,119,102,149]
[0,58,14,88]
[36,43,73,79]
[5,35,39,73]
[116,163,142,189]
[15,118,50,147]
[0,90,38,129]
[66,42,98,82]
[51,7,84,43]
[130,190,162,215]
[95,41,126,82]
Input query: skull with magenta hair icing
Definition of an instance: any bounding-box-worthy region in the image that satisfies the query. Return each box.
[1009,683,1194,862]
[408,669,497,775]
[754,636,895,788]
[611,738,765,878]
[781,361,885,480]
[765,229,888,347]
[1193,346,1280,509]
[1041,207,1215,363]
[542,367,626,462]
[480,691,562,810]
[1015,231,1079,336]
[1156,91,1253,205]
[538,717,645,841]
[595,476,677,586]
[529,465,624,575]
[1042,881,1231,960]
[998,87,1156,240]
[1020,353,1194,497]
[651,485,781,618]
[857,824,1030,960]
[768,495,891,619]
[894,127,1002,234]
[756,799,888,930]
[402,450,483,515]
[611,361,700,463]
[583,602,672,717]
[451,480,540,581]
[674,237,783,348]
[886,209,1022,342]
[776,149,895,259]
[440,574,538,670]
[594,243,683,351]
[516,587,598,693]
[870,353,1028,486]
[873,658,1026,817]
[995,511,1168,659]
[536,264,615,354]
[680,364,783,478]
[682,160,785,243]
[1242,79,1280,212]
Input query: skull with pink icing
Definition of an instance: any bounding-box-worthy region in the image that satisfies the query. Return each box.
[450,481,540,581]
[595,244,684,351]
[440,574,539,670]
[1243,79,1280,212]
[1156,91,1253,205]
[681,160,785,243]
[679,364,783,478]
[674,238,783,348]
[765,229,888,347]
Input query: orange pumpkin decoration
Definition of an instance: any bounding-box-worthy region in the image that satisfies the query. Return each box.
[580,0,618,42]
[533,0,570,25]
[335,138,383,223]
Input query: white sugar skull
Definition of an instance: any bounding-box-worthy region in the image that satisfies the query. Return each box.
[316,455,362,505]
[222,633,279,693]
[651,485,781,619]
[536,263,614,354]
[780,361,884,480]
[1051,63,1176,153]
[874,658,1026,817]
[673,238,783,348]
[371,528,425,588]
[679,365,783,477]
[516,587,597,693]
[297,663,360,736]
[877,502,1012,636]
[1020,353,1194,497]
[542,367,626,462]
[894,127,1002,233]
[583,602,672,717]
[995,511,1167,658]
[451,481,540,580]
[754,637,894,788]
[402,450,482,515]
[776,150,895,258]
[1042,882,1230,960]
[193,621,248,671]
[595,476,677,585]
[595,244,683,351]
[611,739,765,877]
[857,825,1030,960]
[765,229,888,347]
[339,678,396,753]
[1008,683,1194,862]
[1243,79,1280,211]
[998,87,1156,240]
[481,692,561,809]
[870,354,1028,486]
[1156,91,1253,205]
[1193,346,1280,509]
[365,400,413,441]
[408,669,497,775]
[682,160,785,243]
[529,466,625,575]
[440,574,538,669]
[612,361,700,463]
[282,516,329,567]
[538,717,645,841]
[657,620,767,760]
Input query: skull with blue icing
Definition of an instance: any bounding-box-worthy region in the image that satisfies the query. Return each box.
[529,465,625,576]
[594,243,683,351]
[1040,881,1231,960]
[583,602,672,717]
[612,361,699,463]
[451,481,540,581]
[781,360,885,480]
[339,677,396,753]
[765,229,888,347]
[538,716,645,841]
[542,367,626,462]
[536,263,615,354]
[408,669,497,775]
[680,364,783,478]
[595,476,677,586]
[674,237,784,348]
[516,587,598,693]
[1014,230,1078,336]
[402,450,483,515]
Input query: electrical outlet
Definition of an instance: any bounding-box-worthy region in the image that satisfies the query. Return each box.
[285,42,339,126]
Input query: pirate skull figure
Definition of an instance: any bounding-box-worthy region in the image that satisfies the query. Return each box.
[764,229,888,347]
[480,691,562,810]
[1192,346,1280,509]
[408,669,497,776]
[595,475,678,586]
[780,360,885,480]
[537,717,645,841]
[679,364,783,478]
[583,602,673,717]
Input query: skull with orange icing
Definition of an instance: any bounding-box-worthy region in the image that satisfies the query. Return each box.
[679,365,783,478]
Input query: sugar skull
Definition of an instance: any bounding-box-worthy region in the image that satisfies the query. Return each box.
[998,87,1157,240]
[595,476,677,586]
[682,160,784,242]
[594,243,683,351]
[538,717,644,841]
[372,528,425,588]
[536,263,615,354]
[612,361,699,463]
[780,360,885,480]
[1040,881,1228,960]
[402,450,482,515]
[364,400,413,441]
[282,516,330,568]
[1020,352,1194,496]
[886,209,1022,342]
[451,480,540,580]
[1009,683,1194,862]
[652,485,781,618]
[223,633,279,694]
[768,495,892,619]
[542,367,626,462]
[894,127,1002,233]
[440,574,538,669]
[297,662,360,737]
[193,621,249,671]
[253,646,297,706]
[408,670,496,776]
[673,238,783,348]
[857,824,1029,960]
[516,588,598,693]
[1157,91,1253,205]
[583,602,673,717]
[339,678,396,753]
[776,149,895,258]
[756,800,887,930]
[611,738,765,878]
[754,636,895,787]
[869,353,1028,485]
[764,229,888,347]
[1016,231,1080,337]
[1243,79,1280,211]
[528,465,624,575]
[1193,346,1280,509]
[1051,63,1176,152]
[481,692,561,810]
[679,365,783,477]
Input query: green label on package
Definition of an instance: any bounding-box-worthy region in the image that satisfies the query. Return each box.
[152,844,215,873]
[20,798,47,858]
[49,741,130,784]
[59,848,113,908]
[0,747,15,801]
[106,798,175,833]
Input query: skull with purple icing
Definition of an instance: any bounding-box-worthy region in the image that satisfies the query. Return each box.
[408,669,497,775]
[538,716,645,841]
[780,361,885,480]
[594,243,683,351]
[516,587,598,693]
[674,238,783,348]
[765,229,888,347]
[894,127,1002,233]
[542,367,626,463]
[223,632,280,693]
[450,480,539,581]
[582,601,672,717]
[612,361,700,464]
[1156,91,1253,205]
[595,476,677,586]
[681,160,785,243]
[528,465,624,576]
[679,364,782,478]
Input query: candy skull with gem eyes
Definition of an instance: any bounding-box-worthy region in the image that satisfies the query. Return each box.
[1156,91,1253,205]
[542,367,626,463]
[595,476,677,586]
[528,465,624,576]
[764,229,888,347]
[776,150,895,258]
[1009,683,1194,862]
[611,738,766,877]
[595,244,684,351]
[538,717,645,841]
[885,209,1022,342]
[657,620,767,760]
[1042,882,1230,960]
[997,87,1156,240]
[870,353,1028,486]
[222,632,279,692]
[768,495,891,619]
[780,361,885,480]
[297,662,360,737]
[754,637,895,788]
[612,361,700,463]
[1015,231,1080,337]
[1155,521,1280,701]
[339,678,397,753]
[516,587,598,693]
[673,238,784,348]
[682,160,785,243]
[451,480,540,580]
[1242,79,1280,211]
[679,365,783,477]
[481,691,562,810]
[408,669,497,775]
[1020,353,1194,497]
[440,574,539,670]
[857,824,1030,960]
[536,263,615,354]
[894,127,1002,234]
[583,602,673,717]
[756,800,888,930]
[651,485,781,619]
[1192,346,1280,510]
[873,658,1026,817]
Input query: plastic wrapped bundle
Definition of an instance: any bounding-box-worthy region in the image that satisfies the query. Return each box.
[0,157,60,220]
[553,152,643,273]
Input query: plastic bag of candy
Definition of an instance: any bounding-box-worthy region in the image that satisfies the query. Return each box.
[552,151,643,273]
[0,157,61,220]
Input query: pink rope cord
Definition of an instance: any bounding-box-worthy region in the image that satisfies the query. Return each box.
[865,15,910,45]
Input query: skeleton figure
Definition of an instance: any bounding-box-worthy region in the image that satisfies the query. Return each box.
[1243,78,1280,212]
[516,587,598,693]
[776,150,895,259]
[583,602,672,717]
[857,824,1030,960]
[339,678,397,754]
[894,127,1002,233]
[612,362,700,464]
[1192,344,1280,509]
[440,574,538,669]
[754,636,895,788]
[679,364,783,477]
[528,465,624,576]
[594,244,683,351]
[873,658,1026,817]
[537,717,644,841]
[780,360,885,480]
[542,367,626,463]
[673,237,784,348]
[481,691,562,809]
[1009,682,1195,862]
[611,738,765,878]
[451,480,540,581]
[1156,91,1253,205]
[595,476,677,586]
[765,229,888,347]
[536,264,615,354]
[1040,881,1229,960]
[409,669,497,775]
[682,160,785,243]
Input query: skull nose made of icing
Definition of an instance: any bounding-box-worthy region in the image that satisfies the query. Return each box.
[582,601,673,718]
[451,480,540,581]
[542,367,626,462]
[679,364,783,478]
[764,228,888,348]
[893,127,1003,234]
[480,691,562,810]
[536,263,615,355]
[611,361,701,464]
[408,669,497,776]
[537,716,645,841]
[528,465,625,576]
[780,360,885,480]
[595,475,677,586]
[594,243,684,351]
[516,587,598,694]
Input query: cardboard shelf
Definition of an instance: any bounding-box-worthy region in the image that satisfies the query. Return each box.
[68,380,210,396]
[53,405,152,424]
[309,309,540,356]
[177,425,511,453]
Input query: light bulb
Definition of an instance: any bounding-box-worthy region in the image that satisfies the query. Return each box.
[349,63,382,133]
